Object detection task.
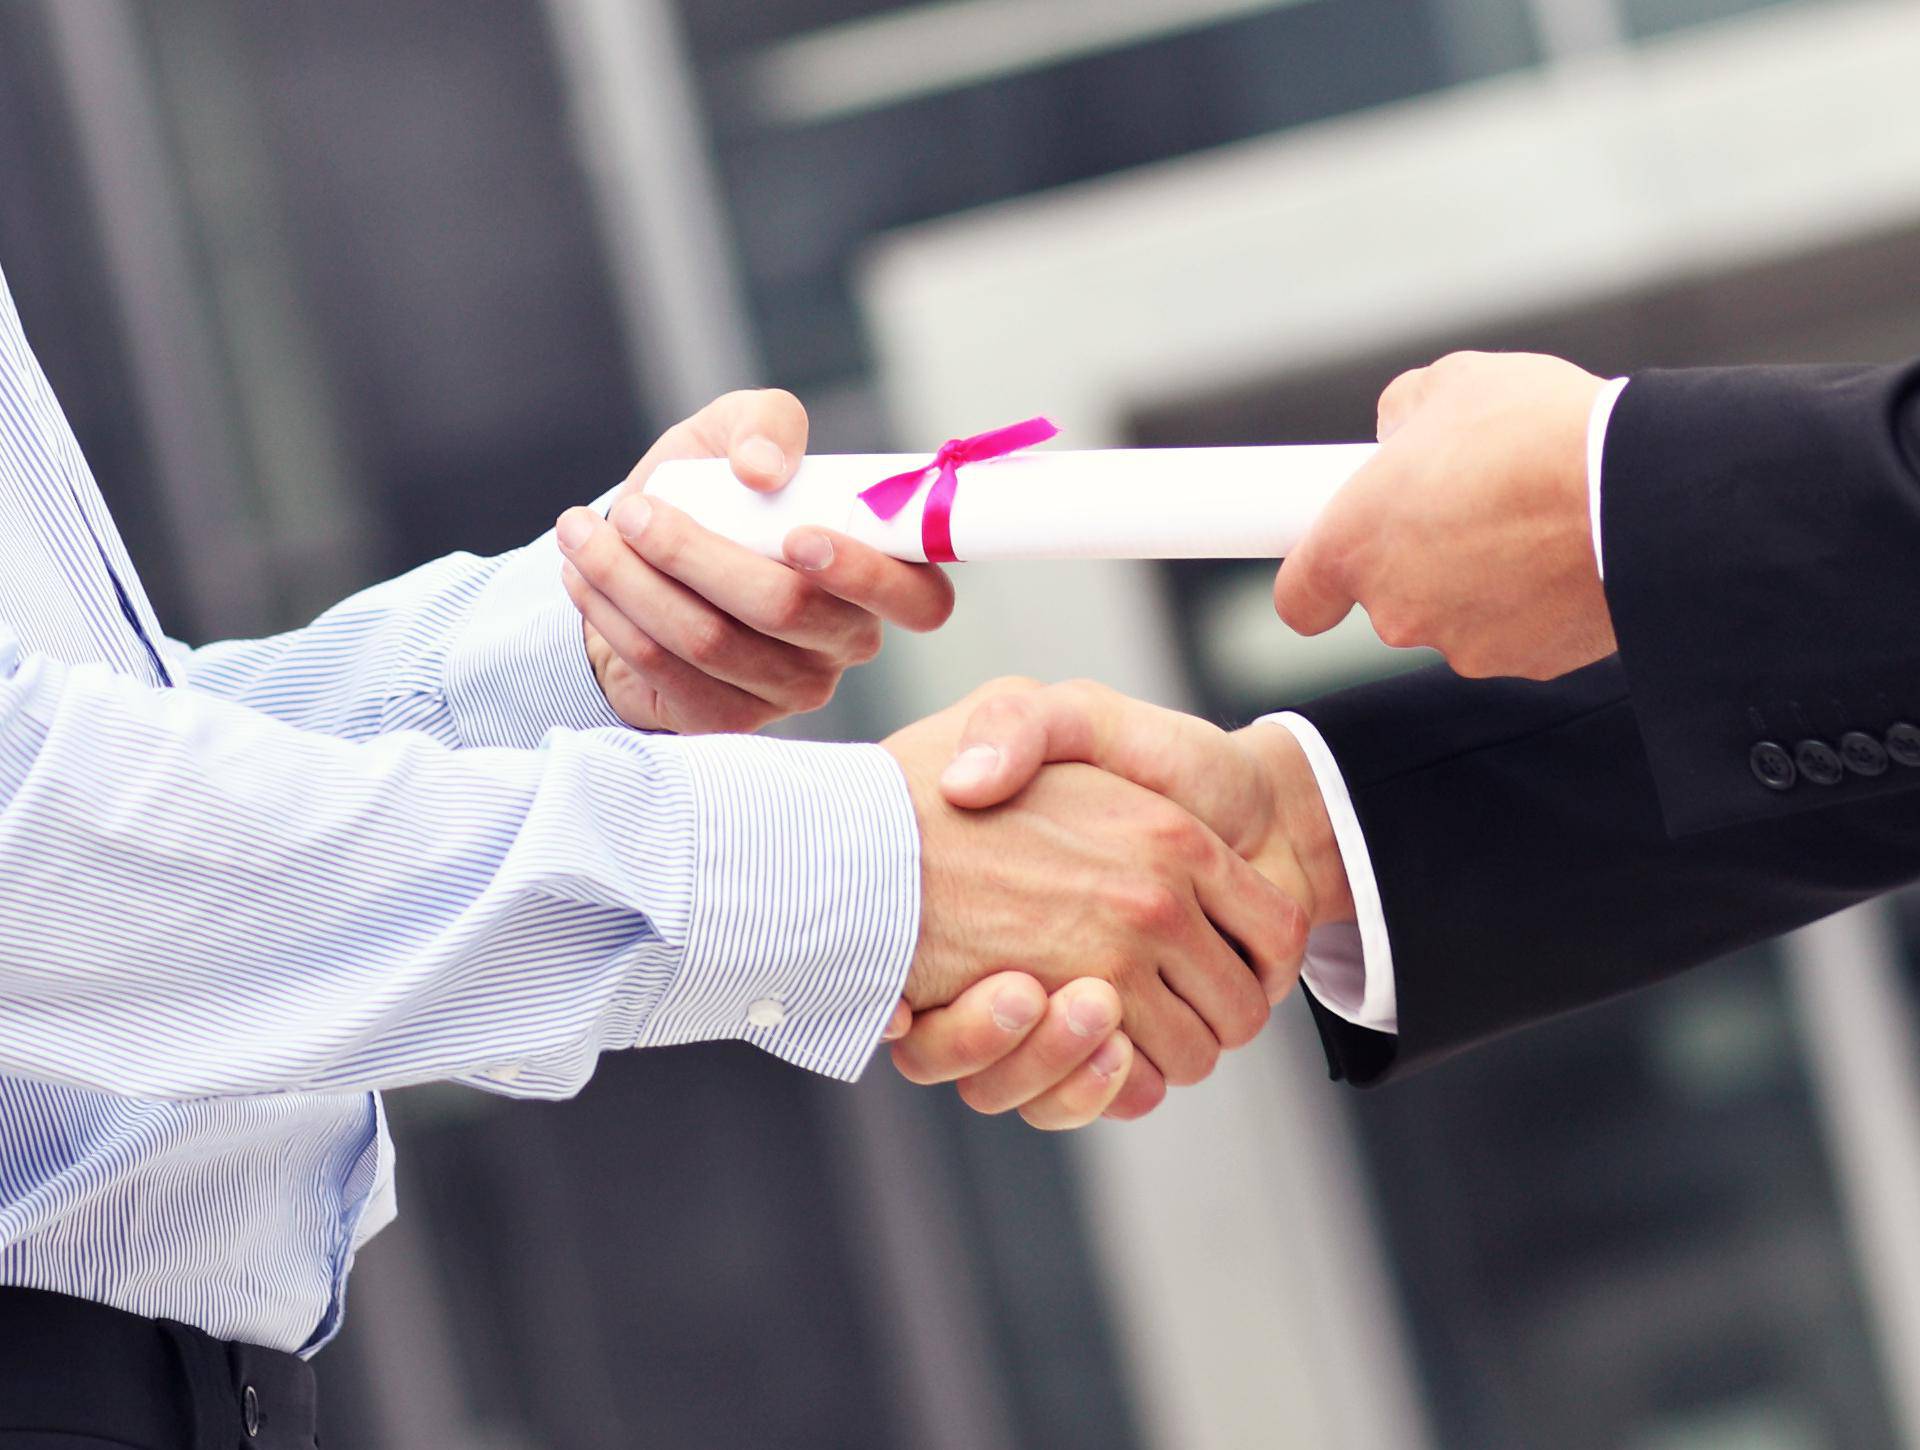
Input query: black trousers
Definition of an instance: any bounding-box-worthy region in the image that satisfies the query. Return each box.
[0,1288,317,1449]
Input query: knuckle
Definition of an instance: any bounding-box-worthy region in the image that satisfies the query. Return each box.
[956,1075,1012,1116]
[609,494,649,538]
[1148,808,1211,865]
[1030,1019,1092,1076]
[641,521,686,574]
[682,613,735,667]
[1221,994,1271,1051]
[938,1018,1010,1079]
[1271,579,1307,631]
[1442,639,1494,678]
[1161,1034,1219,1088]
[983,673,1044,696]
[708,389,758,421]
[569,525,617,583]
[1023,1092,1093,1132]
[890,1040,941,1086]
[793,669,839,713]
[720,699,776,733]
[974,691,1036,734]
[621,630,669,672]
[1115,880,1186,936]
[846,619,883,664]
[758,577,813,633]
[756,386,805,422]
[1275,893,1310,962]
[1370,608,1424,650]
[918,574,958,630]
[1059,677,1112,707]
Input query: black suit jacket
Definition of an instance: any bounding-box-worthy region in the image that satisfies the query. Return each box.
[1295,360,1920,1086]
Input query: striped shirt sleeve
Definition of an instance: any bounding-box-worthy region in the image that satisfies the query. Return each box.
[0,624,918,1099]
[162,524,623,749]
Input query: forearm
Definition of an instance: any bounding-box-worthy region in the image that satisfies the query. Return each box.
[1296,659,1920,1083]
[0,635,914,1099]
[1604,359,1920,832]
[166,512,622,749]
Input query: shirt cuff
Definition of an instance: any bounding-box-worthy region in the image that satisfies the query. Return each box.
[444,522,630,749]
[1588,377,1630,581]
[1261,711,1398,1034]
[636,734,920,1081]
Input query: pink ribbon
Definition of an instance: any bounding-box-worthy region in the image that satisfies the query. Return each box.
[857,416,1059,563]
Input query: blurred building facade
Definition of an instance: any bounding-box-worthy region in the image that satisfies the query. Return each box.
[3,2,1920,1448]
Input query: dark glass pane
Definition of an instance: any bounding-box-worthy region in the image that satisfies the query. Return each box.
[1622,0,1832,41]
[0,5,187,621]
[695,0,1520,395]
[210,0,647,567]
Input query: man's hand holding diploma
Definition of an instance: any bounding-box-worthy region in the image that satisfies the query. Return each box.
[554,388,955,734]
[1274,350,1615,680]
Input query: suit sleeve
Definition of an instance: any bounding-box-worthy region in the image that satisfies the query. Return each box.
[1292,658,1920,1086]
[1603,360,1920,834]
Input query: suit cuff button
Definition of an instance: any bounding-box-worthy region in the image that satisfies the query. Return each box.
[1750,741,1796,791]
[1795,739,1844,786]
[1886,722,1920,768]
[1841,731,1889,777]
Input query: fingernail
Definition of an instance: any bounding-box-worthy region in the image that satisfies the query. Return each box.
[737,435,787,479]
[612,496,651,541]
[785,529,834,571]
[940,744,1001,794]
[1090,1035,1129,1079]
[1068,993,1117,1039]
[991,986,1041,1032]
[556,509,595,552]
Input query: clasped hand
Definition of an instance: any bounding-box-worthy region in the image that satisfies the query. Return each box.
[881,680,1354,1129]
[554,388,955,733]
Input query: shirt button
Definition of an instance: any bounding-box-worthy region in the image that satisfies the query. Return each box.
[1887,722,1920,768]
[1749,741,1796,791]
[243,1384,261,1438]
[746,998,788,1029]
[1841,730,1889,777]
[486,1062,524,1085]
[1795,739,1844,786]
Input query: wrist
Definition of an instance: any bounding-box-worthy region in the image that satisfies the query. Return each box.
[883,736,967,1011]
[1238,721,1354,928]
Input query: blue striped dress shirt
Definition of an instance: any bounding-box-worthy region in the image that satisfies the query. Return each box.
[0,262,920,1354]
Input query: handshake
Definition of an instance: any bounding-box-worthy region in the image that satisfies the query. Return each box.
[874,678,1354,1130]
[556,355,1615,1127]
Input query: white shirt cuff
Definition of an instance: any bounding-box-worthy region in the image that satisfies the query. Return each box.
[637,735,920,1081]
[1588,377,1630,581]
[1261,711,1398,1034]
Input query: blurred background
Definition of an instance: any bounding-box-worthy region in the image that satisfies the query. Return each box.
[4,0,1920,1446]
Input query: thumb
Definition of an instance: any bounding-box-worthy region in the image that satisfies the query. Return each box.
[702,388,811,493]
[1272,511,1359,638]
[940,680,1233,830]
[939,687,1094,809]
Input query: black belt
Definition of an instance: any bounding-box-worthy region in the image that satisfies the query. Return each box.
[0,1287,317,1450]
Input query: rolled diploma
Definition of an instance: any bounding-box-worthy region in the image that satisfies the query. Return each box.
[643,444,1377,563]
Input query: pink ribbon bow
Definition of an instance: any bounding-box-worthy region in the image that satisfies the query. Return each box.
[857,416,1059,563]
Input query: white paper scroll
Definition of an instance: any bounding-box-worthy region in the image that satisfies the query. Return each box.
[643,444,1377,563]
